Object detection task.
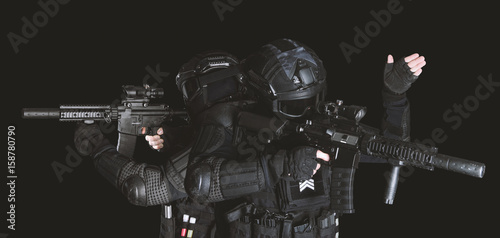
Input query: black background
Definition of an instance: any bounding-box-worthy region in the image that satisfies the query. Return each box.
[3,0,498,237]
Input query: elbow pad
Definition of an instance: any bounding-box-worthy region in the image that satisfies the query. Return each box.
[121,175,147,206]
[185,156,265,203]
[95,149,186,207]
[185,161,212,203]
[118,162,182,206]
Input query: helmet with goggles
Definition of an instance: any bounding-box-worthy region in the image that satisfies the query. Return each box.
[244,38,327,118]
[176,50,245,117]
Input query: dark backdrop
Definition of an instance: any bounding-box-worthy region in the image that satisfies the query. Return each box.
[3,0,498,237]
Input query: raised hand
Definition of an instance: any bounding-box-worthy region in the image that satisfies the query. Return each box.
[384,53,426,94]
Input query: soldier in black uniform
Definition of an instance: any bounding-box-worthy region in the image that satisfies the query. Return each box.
[179,38,426,237]
[73,50,250,238]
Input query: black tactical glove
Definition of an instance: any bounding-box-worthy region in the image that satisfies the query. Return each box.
[287,146,319,180]
[269,146,319,182]
[74,122,111,157]
[384,56,418,94]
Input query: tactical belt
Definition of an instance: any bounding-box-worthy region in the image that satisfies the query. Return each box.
[225,203,338,238]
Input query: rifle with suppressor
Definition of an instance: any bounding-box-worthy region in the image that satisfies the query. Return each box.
[237,99,485,213]
[22,85,188,158]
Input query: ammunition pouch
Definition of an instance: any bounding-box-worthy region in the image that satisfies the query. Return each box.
[225,203,338,238]
[159,198,216,238]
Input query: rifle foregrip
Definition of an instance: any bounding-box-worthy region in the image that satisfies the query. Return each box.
[432,154,486,178]
[22,108,60,119]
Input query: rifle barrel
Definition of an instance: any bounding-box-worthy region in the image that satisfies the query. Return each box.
[22,108,60,119]
[432,154,486,178]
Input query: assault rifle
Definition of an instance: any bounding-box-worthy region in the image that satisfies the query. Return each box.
[22,85,188,157]
[237,100,485,213]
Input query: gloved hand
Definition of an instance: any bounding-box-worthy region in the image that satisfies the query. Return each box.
[74,122,111,157]
[384,53,426,94]
[270,146,330,181]
[287,146,321,180]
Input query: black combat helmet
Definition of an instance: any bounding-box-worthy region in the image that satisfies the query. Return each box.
[244,38,327,118]
[176,50,245,117]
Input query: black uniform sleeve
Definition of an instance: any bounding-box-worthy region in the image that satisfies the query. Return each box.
[92,146,188,206]
[360,87,411,163]
[381,87,410,141]
[158,125,195,155]
[184,103,290,204]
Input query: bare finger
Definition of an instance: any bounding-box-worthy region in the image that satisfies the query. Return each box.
[316,150,330,162]
[404,53,420,63]
[413,68,423,76]
[387,54,394,64]
[149,139,163,146]
[413,60,426,70]
[312,163,321,176]
[153,144,163,150]
[407,56,425,68]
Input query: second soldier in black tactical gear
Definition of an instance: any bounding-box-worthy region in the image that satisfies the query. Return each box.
[182,38,426,237]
